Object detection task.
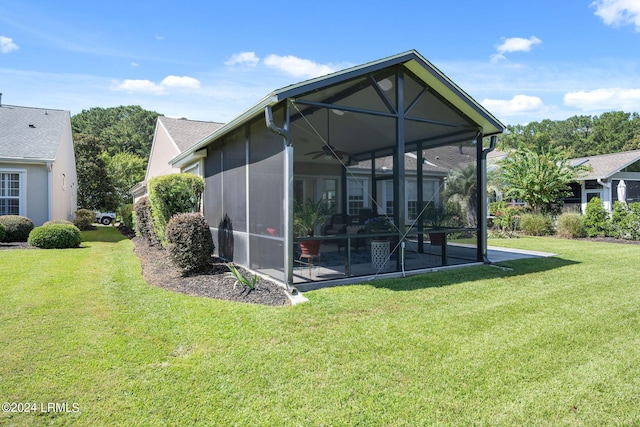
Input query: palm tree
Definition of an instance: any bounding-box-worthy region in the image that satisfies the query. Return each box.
[443,163,478,227]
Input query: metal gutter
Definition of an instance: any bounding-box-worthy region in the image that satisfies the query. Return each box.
[170,95,279,167]
[0,156,55,164]
[265,104,295,291]
[480,135,498,263]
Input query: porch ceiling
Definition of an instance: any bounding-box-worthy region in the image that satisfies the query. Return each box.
[287,55,492,163]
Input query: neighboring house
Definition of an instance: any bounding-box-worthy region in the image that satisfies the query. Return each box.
[148,50,505,289]
[568,149,640,213]
[131,116,224,201]
[0,103,77,226]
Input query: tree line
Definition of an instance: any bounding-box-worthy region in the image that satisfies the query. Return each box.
[497,111,640,157]
[72,106,161,211]
[72,105,640,212]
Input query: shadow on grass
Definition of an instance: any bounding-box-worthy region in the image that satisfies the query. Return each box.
[368,256,580,292]
[81,226,128,243]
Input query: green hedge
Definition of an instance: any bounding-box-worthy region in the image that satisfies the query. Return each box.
[165,212,214,274]
[583,197,608,237]
[44,219,74,226]
[0,223,5,242]
[608,201,640,240]
[28,224,82,249]
[74,209,95,230]
[118,204,134,230]
[0,215,34,242]
[133,197,158,244]
[148,173,205,245]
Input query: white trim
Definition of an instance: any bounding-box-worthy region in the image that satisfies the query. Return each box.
[46,161,53,221]
[0,168,27,217]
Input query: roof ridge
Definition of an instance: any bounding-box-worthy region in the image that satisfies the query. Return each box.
[0,104,69,113]
[160,116,225,126]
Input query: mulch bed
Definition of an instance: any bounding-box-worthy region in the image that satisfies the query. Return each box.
[130,234,291,306]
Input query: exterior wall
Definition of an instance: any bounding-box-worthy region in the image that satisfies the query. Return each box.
[25,164,49,226]
[579,173,640,213]
[145,121,181,182]
[51,114,78,222]
[0,162,50,226]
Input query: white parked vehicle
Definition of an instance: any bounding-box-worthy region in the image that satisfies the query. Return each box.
[95,211,117,225]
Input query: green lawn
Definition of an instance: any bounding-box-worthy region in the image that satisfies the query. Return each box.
[1,228,639,426]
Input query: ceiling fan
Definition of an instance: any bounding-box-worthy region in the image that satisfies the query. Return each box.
[305,144,350,160]
[304,108,350,160]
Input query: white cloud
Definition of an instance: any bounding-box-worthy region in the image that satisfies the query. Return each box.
[564,87,640,111]
[591,0,640,31]
[224,51,260,68]
[481,95,547,117]
[0,36,19,53]
[112,75,201,94]
[263,54,343,78]
[161,75,201,89]
[491,36,542,62]
[112,79,166,94]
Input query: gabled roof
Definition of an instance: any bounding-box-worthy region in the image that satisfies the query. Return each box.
[570,150,640,180]
[171,50,505,166]
[158,116,224,153]
[0,104,70,161]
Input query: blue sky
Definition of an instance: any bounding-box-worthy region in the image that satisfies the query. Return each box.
[1,0,639,125]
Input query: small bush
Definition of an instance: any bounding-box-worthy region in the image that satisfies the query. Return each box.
[608,201,640,240]
[519,213,554,236]
[133,197,158,244]
[28,224,82,249]
[0,215,34,242]
[165,213,214,274]
[626,203,640,240]
[148,173,205,245]
[44,219,74,226]
[557,213,586,239]
[583,197,608,237]
[74,209,95,230]
[0,223,5,242]
[118,204,134,230]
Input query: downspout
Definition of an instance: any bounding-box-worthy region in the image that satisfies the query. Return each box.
[479,135,497,263]
[265,104,295,292]
[46,161,53,222]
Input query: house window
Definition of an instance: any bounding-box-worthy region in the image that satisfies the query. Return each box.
[0,172,22,216]
[347,178,368,215]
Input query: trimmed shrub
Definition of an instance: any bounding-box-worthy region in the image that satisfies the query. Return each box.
[148,173,205,245]
[583,197,608,237]
[118,204,134,230]
[74,209,95,230]
[519,213,554,236]
[557,213,586,239]
[626,203,640,240]
[0,223,5,242]
[28,224,82,249]
[0,215,34,242]
[608,201,640,240]
[44,219,74,226]
[133,197,158,244]
[165,212,214,274]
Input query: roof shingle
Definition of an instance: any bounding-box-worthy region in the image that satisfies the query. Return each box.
[570,150,640,180]
[0,104,70,160]
[159,116,224,153]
